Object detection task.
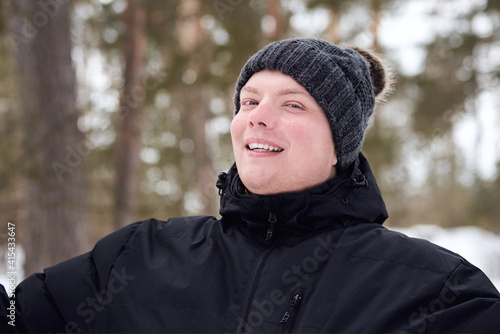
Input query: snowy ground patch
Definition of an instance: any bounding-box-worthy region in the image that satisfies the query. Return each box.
[0,245,24,296]
[393,224,500,289]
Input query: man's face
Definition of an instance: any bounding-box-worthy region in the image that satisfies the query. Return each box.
[230,70,337,195]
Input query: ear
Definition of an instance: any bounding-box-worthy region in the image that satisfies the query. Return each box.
[332,148,338,166]
[330,150,338,178]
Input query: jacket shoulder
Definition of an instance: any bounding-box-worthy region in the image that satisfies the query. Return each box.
[12,216,217,332]
[342,224,466,274]
[339,224,500,332]
[89,216,218,287]
[11,220,148,332]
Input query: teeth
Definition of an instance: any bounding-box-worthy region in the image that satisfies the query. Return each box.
[247,143,283,152]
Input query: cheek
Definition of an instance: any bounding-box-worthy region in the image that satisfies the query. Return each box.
[230,114,246,154]
[294,123,336,163]
[290,123,328,148]
[230,115,242,141]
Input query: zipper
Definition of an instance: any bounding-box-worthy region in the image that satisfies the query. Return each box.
[265,212,277,241]
[235,212,278,333]
[280,290,304,334]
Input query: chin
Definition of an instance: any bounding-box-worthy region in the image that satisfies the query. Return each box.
[242,182,271,195]
[243,181,294,196]
[240,177,274,195]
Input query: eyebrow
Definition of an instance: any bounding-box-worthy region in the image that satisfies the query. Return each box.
[241,86,308,96]
[277,88,308,96]
[241,86,259,94]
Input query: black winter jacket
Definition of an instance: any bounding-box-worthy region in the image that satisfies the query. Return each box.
[2,154,500,333]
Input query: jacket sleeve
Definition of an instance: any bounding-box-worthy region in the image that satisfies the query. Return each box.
[1,221,143,333]
[409,260,500,333]
[0,284,15,332]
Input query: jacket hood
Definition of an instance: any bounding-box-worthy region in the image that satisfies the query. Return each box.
[217,153,388,240]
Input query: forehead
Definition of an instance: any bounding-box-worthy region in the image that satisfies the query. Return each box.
[242,70,309,95]
[241,70,316,102]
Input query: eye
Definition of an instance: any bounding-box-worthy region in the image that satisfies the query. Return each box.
[242,99,258,106]
[285,102,305,110]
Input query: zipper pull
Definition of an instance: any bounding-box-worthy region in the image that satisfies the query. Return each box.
[265,212,277,241]
[216,172,228,196]
[280,293,302,324]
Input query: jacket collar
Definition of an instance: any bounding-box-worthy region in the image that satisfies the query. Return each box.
[217,153,388,240]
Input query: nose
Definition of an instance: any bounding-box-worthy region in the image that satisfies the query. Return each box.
[248,102,273,128]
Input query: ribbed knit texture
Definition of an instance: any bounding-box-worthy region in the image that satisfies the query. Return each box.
[234,38,375,172]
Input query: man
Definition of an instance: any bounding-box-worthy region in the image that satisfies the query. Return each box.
[2,38,500,333]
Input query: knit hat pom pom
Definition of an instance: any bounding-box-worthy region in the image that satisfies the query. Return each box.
[351,47,394,102]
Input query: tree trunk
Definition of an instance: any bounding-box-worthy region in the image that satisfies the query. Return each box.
[113,0,147,228]
[371,0,382,53]
[265,0,282,40]
[327,8,340,43]
[7,0,90,275]
[176,0,217,215]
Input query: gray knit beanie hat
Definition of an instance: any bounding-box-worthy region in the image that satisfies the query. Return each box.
[233,38,388,172]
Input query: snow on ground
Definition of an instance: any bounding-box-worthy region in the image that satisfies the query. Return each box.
[393,224,500,289]
[0,245,24,297]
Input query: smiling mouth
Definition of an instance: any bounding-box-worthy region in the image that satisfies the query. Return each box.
[246,143,284,152]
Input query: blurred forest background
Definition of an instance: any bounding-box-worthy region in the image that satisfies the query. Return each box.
[0,0,499,277]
